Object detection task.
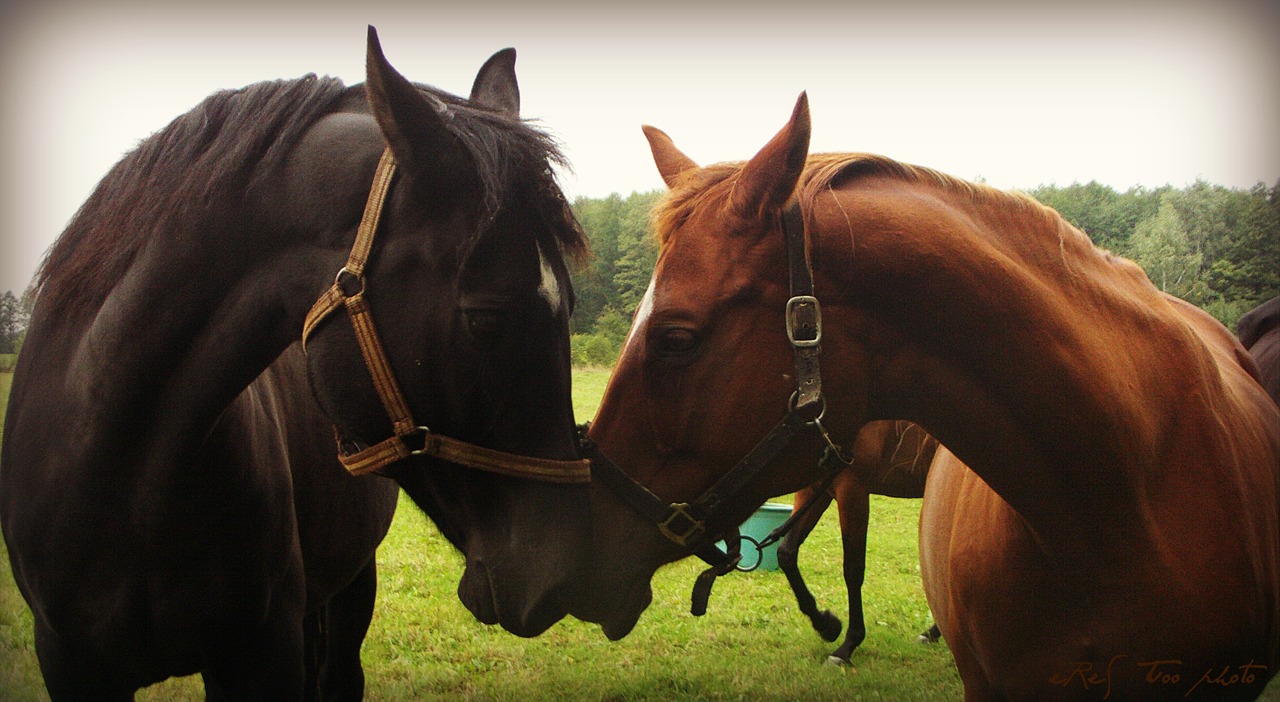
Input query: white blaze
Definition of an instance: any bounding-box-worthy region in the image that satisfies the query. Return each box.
[623,275,657,352]
[537,242,562,313]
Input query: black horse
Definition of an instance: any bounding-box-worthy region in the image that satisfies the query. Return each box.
[1,27,589,700]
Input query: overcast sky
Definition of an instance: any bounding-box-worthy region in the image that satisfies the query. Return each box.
[2,0,1278,295]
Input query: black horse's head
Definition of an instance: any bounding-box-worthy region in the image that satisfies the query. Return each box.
[297,28,589,636]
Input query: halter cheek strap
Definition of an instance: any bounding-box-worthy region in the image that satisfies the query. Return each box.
[302,147,590,483]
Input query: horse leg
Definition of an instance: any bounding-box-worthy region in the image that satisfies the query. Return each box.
[777,485,842,643]
[317,557,379,702]
[34,622,137,701]
[201,611,306,702]
[827,480,870,666]
[303,607,327,702]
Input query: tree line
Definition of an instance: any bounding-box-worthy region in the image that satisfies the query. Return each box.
[2,179,1274,369]
[567,180,1280,367]
[0,289,33,360]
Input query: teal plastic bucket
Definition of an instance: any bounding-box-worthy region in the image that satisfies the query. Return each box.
[717,502,792,571]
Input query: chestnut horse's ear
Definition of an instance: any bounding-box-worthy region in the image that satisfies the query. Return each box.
[730,92,811,221]
[469,48,520,118]
[365,25,477,199]
[642,125,700,188]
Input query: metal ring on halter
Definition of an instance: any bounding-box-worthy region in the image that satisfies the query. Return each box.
[732,534,765,573]
[404,427,433,455]
[788,389,827,424]
[335,267,365,298]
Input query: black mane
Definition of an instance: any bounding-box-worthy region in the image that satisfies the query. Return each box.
[419,85,588,266]
[36,74,586,321]
[37,74,352,318]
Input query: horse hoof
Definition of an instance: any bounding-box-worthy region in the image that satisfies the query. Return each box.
[918,624,942,644]
[825,655,852,668]
[815,611,842,642]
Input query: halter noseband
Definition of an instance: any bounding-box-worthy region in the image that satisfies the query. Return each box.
[579,202,850,570]
[302,147,590,484]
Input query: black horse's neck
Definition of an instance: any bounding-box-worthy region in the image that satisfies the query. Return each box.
[54,214,337,465]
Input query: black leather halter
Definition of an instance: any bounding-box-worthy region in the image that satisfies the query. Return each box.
[579,202,849,571]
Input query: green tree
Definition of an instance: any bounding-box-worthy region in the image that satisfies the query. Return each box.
[569,194,625,335]
[612,191,662,312]
[1028,181,1164,252]
[1128,198,1208,304]
[570,306,633,367]
[1200,181,1280,326]
[0,291,24,354]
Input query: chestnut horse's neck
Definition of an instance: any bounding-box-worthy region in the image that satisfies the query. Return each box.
[803,159,1260,541]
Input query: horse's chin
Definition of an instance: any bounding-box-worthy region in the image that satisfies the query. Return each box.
[586,583,652,641]
[457,561,564,638]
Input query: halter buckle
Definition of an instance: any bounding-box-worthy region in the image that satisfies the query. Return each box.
[658,503,706,547]
[786,295,822,347]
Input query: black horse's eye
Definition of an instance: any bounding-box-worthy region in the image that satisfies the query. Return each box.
[653,327,700,359]
[463,308,508,344]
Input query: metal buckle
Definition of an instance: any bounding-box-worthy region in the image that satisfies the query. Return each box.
[658,503,706,547]
[785,295,822,347]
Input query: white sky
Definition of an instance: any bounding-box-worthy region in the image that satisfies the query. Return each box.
[2,0,1278,295]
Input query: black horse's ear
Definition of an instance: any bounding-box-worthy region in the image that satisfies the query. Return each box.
[365,26,477,200]
[469,48,520,118]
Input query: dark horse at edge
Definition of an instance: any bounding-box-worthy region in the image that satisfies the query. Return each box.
[1,28,591,700]
[1238,296,1280,406]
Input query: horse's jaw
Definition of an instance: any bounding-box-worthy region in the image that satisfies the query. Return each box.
[598,584,652,641]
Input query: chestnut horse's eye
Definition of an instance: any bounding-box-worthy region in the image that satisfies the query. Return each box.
[653,327,700,359]
[462,308,508,345]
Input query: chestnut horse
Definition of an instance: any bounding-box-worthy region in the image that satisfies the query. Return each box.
[776,420,938,665]
[1238,296,1280,406]
[575,94,1280,700]
[2,28,590,699]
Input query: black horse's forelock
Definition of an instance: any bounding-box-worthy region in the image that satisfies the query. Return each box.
[426,87,588,266]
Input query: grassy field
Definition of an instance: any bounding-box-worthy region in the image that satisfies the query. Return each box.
[1,369,1276,700]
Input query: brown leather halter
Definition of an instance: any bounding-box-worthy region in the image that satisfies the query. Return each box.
[579,202,851,572]
[302,147,590,483]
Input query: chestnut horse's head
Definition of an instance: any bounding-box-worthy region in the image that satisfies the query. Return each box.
[576,94,860,637]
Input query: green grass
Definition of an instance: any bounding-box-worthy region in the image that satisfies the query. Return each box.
[2,369,1277,700]
[571,366,612,424]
